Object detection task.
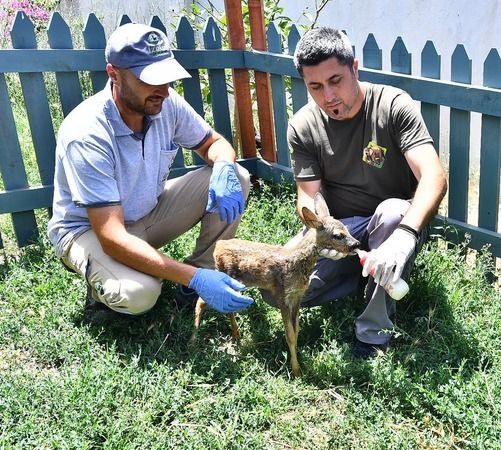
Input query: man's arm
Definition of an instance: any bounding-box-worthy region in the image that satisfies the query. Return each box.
[87,205,196,286]
[194,130,237,164]
[295,179,347,260]
[296,179,322,222]
[87,205,253,313]
[400,142,448,231]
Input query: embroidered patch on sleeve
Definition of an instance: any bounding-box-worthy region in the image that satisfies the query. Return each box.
[362,141,387,168]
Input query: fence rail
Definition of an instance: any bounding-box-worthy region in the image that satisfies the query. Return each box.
[0,11,500,258]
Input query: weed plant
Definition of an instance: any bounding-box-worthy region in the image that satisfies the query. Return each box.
[0,181,499,449]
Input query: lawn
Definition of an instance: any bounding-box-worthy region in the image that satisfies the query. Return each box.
[0,181,499,449]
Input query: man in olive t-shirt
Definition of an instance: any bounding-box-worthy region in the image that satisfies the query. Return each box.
[286,27,447,359]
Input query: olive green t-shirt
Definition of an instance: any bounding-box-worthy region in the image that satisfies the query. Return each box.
[288,82,433,219]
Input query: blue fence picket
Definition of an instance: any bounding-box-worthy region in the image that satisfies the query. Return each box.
[478,49,501,233]
[11,13,56,190]
[267,22,290,167]
[0,74,26,193]
[363,34,382,70]
[449,45,472,222]
[150,15,167,34]
[176,17,205,118]
[288,25,308,114]
[0,72,39,247]
[82,14,108,93]
[8,12,55,245]
[391,37,411,74]
[203,18,233,145]
[48,12,83,117]
[421,41,441,151]
[175,16,205,168]
[117,15,132,27]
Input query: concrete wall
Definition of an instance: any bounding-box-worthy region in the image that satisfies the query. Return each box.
[278,0,500,86]
[58,0,192,38]
[59,0,500,86]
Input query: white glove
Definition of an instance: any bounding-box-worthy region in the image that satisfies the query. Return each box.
[319,248,346,260]
[361,227,417,287]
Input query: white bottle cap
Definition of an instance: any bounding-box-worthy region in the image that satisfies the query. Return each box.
[386,278,409,300]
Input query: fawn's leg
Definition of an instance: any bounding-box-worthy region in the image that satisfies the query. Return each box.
[194,297,207,328]
[279,305,302,377]
[192,298,240,342]
[190,297,207,344]
[294,311,300,347]
[228,313,241,341]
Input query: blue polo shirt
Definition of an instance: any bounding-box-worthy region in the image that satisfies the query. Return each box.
[47,82,211,257]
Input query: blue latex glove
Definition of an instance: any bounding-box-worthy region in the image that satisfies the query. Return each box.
[188,268,254,313]
[206,161,245,224]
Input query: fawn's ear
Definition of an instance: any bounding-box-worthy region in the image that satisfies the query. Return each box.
[302,207,323,229]
[313,192,330,218]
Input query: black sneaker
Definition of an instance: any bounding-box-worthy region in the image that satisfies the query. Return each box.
[352,339,390,360]
[84,286,122,323]
[173,285,199,311]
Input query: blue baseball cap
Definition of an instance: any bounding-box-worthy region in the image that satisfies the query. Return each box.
[105,23,191,85]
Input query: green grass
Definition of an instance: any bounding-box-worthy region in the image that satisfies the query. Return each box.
[0,182,499,449]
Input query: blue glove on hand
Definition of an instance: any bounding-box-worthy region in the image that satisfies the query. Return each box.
[188,268,254,313]
[206,161,245,224]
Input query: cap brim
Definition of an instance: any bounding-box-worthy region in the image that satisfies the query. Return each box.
[130,57,191,85]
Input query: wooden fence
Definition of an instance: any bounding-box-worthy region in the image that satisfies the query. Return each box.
[0,11,500,258]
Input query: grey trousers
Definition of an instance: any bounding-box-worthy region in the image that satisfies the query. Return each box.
[62,164,251,314]
[262,198,427,345]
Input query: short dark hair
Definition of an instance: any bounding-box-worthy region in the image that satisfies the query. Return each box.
[293,27,354,76]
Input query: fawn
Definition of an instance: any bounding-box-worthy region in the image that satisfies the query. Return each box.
[194,192,359,377]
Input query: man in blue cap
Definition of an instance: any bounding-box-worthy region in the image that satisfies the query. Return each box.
[48,23,253,319]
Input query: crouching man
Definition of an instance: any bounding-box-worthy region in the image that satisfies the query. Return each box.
[48,23,253,319]
[277,27,447,358]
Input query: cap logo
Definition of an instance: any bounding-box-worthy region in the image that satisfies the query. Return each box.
[147,32,159,44]
[145,32,171,58]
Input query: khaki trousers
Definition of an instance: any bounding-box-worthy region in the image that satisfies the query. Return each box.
[62,164,251,314]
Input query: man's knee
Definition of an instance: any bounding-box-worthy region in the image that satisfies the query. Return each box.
[373,198,411,227]
[105,276,162,315]
[367,198,411,250]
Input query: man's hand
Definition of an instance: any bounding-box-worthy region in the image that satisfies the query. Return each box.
[206,161,245,224]
[361,227,417,287]
[188,268,254,313]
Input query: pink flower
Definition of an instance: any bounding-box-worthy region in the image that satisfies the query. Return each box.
[0,0,50,30]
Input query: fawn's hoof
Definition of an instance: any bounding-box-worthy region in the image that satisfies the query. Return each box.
[188,330,199,347]
[291,363,302,378]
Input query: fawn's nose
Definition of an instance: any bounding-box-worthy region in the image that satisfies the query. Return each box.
[348,239,360,251]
